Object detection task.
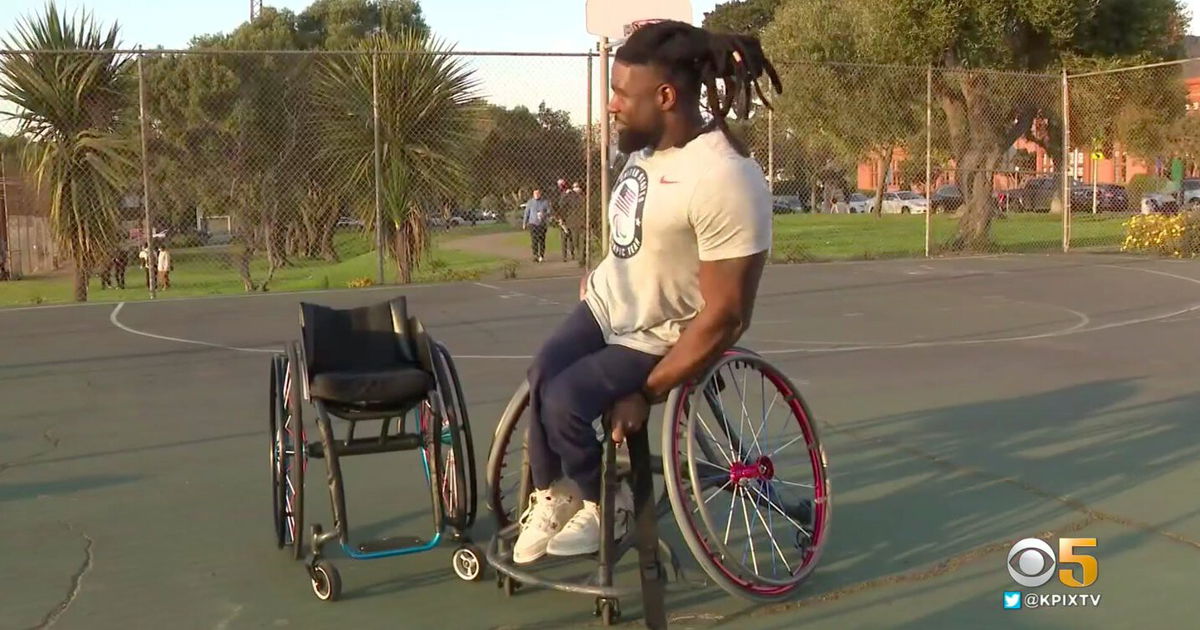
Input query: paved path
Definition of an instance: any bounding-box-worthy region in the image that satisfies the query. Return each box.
[447,231,589,280]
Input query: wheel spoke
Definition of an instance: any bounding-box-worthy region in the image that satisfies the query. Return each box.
[748,484,811,538]
[749,482,794,576]
[738,487,760,575]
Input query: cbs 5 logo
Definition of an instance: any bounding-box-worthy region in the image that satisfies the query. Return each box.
[1007,537,1098,588]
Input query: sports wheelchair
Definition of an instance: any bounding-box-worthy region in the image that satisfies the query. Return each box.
[485,347,831,627]
[269,296,482,601]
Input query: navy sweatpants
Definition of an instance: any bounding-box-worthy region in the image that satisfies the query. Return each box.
[527,302,660,503]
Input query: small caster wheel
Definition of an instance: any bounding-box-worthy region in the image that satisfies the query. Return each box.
[310,559,341,602]
[451,544,485,581]
[594,597,620,625]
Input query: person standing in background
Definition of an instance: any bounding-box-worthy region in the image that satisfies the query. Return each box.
[523,188,552,263]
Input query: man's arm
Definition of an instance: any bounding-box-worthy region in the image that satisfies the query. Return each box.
[642,251,766,401]
[610,251,765,443]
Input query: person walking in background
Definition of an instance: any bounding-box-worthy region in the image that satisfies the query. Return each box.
[156,243,172,289]
[523,188,552,263]
[558,182,585,262]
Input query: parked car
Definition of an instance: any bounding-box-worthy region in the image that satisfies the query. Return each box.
[1181,178,1200,209]
[772,195,806,214]
[1070,184,1130,212]
[929,185,964,213]
[881,191,928,214]
[846,192,872,214]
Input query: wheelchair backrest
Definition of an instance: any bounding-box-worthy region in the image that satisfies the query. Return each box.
[299,297,422,376]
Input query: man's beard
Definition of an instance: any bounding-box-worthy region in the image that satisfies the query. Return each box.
[617,126,662,154]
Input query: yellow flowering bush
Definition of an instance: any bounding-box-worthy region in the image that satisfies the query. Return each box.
[347,277,375,288]
[1121,212,1200,258]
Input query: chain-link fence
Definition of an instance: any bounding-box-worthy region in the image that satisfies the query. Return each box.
[2,47,1199,305]
[0,48,600,305]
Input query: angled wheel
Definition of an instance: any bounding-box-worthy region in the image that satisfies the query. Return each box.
[663,348,831,602]
[269,354,287,548]
[436,342,478,528]
[429,343,473,532]
[485,380,533,530]
[283,342,307,561]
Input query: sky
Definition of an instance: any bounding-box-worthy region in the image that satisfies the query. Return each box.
[0,0,722,128]
[0,0,1197,128]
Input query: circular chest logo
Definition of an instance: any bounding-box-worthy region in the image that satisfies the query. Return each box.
[609,166,648,258]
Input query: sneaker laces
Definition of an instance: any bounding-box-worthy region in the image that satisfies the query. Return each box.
[518,490,561,530]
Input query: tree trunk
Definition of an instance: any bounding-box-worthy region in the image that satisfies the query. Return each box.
[873,147,894,217]
[73,255,88,302]
[939,72,1038,249]
[319,217,338,261]
[393,227,411,285]
[237,245,255,292]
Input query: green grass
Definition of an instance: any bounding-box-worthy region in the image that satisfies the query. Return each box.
[508,212,1130,262]
[775,212,1129,261]
[0,213,1137,308]
[0,230,508,307]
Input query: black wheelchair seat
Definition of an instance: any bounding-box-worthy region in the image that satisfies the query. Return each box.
[299,296,435,415]
[310,368,433,407]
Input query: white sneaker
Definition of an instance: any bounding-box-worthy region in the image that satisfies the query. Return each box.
[512,479,582,564]
[545,484,633,557]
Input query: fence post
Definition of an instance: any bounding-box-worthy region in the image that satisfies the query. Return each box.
[767,108,774,195]
[599,37,610,253]
[1061,67,1071,253]
[372,50,385,284]
[586,52,593,270]
[925,65,932,257]
[137,51,156,299]
[0,148,9,280]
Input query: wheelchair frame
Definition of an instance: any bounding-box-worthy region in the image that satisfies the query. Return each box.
[269,298,483,602]
[484,347,830,627]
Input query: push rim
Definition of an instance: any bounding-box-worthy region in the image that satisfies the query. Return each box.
[666,350,830,598]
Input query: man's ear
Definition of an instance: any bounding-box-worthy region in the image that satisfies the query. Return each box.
[657,83,677,111]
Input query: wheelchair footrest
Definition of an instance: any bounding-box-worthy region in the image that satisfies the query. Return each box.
[357,535,425,554]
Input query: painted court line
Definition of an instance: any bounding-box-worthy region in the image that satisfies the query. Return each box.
[110,302,279,354]
[104,263,1200,360]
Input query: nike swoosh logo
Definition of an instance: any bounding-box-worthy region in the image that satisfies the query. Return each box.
[659,176,680,184]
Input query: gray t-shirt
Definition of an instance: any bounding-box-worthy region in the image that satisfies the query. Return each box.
[584,129,772,356]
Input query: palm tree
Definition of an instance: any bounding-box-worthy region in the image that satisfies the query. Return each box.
[312,29,481,283]
[0,3,137,301]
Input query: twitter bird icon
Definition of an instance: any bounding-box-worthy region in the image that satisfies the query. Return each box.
[1003,592,1022,609]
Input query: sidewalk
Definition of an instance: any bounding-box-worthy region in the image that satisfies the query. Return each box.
[447,230,590,280]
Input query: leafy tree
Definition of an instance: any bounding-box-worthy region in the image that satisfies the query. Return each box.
[702,0,783,35]
[312,30,481,283]
[296,0,428,49]
[764,0,1188,247]
[466,102,586,215]
[0,2,137,301]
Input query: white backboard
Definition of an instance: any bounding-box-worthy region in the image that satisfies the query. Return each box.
[585,0,693,40]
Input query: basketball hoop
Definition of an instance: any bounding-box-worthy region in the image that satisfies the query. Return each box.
[585,0,693,39]
[623,18,666,38]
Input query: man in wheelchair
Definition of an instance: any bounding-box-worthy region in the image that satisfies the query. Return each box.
[514,21,780,564]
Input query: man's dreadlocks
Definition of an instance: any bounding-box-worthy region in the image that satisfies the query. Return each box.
[614,20,783,157]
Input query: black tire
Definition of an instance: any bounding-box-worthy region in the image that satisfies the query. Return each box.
[310,560,341,602]
[284,342,306,561]
[437,343,478,528]
[485,381,533,530]
[452,544,486,581]
[431,343,473,532]
[270,354,287,549]
[662,349,831,602]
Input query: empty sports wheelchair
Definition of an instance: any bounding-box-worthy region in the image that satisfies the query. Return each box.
[268,296,482,601]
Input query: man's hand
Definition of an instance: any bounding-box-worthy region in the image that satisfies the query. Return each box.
[579,272,590,301]
[610,390,650,444]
